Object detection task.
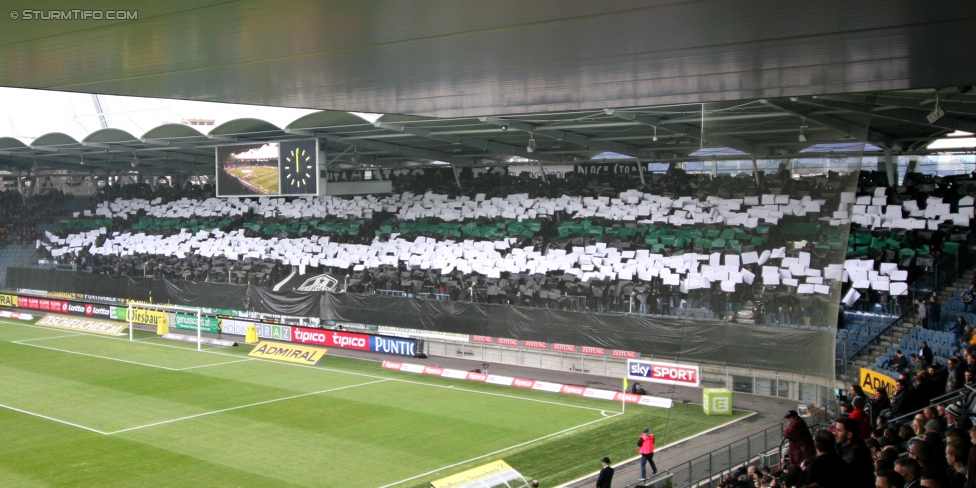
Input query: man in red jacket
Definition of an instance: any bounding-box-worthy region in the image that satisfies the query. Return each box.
[782,410,815,466]
[847,396,872,439]
[638,427,657,480]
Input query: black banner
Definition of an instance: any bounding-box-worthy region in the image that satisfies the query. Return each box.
[6,267,832,375]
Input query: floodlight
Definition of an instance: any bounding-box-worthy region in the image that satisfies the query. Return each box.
[527,135,537,153]
[798,119,809,142]
[653,126,658,142]
[927,96,945,124]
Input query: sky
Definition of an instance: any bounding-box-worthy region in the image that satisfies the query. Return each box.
[0,87,380,144]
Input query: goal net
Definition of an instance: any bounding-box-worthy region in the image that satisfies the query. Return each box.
[127,302,207,351]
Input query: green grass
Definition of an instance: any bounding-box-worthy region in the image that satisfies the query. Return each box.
[227,166,279,194]
[0,318,746,487]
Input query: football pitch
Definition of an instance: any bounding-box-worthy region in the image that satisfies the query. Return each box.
[226,166,279,194]
[0,318,745,487]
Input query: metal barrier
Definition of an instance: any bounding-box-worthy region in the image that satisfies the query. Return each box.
[673,410,832,488]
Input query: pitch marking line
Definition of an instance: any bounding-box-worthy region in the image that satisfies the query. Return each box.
[11,341,180,371]
[378,411,623,488]
[174,358,255,370]
[11,337,253,372]
[14,333,86,342]
[1,320,615,413]
[0,402,109,435]
[105,378,389,435]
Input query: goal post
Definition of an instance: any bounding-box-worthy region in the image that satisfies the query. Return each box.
[127,302,206,351]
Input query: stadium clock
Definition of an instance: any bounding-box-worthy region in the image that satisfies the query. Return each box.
[278,139,318,195]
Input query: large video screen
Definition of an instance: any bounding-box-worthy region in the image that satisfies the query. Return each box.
[216,139,318,197]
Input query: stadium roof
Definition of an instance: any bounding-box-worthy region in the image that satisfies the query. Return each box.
[0,88,974,176]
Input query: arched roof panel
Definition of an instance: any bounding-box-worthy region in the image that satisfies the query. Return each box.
[83,128,139,144]
[31,132,79,147]
[286,111,370,131]
[208,118,281,137]
[140,123,205,141]
[0,137,28,150]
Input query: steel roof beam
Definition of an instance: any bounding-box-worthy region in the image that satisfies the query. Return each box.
[376,120,566,163]
[760,99,900,150]
[287,129,465,164]
[801,97,976,135]
[604,109,769,157]
[478,117,640,158]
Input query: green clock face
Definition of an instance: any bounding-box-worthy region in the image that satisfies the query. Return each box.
[283,147,313,188]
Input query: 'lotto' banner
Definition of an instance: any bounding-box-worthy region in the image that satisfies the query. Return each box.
[627,359,701,387]
[36,314,128,336]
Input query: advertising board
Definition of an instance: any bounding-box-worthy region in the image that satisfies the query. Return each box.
[36,314,128,336]
[291,326,416,357]
[173,313,220,334]
[247,340,326,365]
[627,359,701,387]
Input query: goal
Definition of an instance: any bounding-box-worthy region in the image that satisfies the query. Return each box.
[127,302,207,351]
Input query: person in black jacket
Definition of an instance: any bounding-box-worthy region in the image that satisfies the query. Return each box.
[834,417,875,487]
[930,296,943,331]
[889,379,918,421]
[797,429,852,487]
[595,457,613,488]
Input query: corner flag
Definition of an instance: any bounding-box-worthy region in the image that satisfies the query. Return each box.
[623,377,628,391]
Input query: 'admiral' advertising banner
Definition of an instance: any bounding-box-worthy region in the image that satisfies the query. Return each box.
[248,340,326,365]
[627,359,701,387]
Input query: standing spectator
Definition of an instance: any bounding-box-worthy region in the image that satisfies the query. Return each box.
[919,299,929,329]
[953,317,969,344]
[921,342,934,368]
[637,427,657,480]
[595,457,613,488]
[834,417,875,487]
[932,296,943,331]
[963,285,975,314]
[849,397,873,439]
[783,410,816,466]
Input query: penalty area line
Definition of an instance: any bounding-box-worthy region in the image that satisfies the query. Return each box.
[10,341,180,371]
[0,402,108,435]
[104,378,389,435]
[377,411,623,488]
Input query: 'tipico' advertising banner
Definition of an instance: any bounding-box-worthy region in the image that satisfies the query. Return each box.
[291,326,416,357]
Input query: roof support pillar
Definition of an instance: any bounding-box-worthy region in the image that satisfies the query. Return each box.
[636,158,645,186]
[751,156,761,188]
[883,148,899,187]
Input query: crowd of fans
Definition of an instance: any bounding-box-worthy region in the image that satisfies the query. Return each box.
[0,189,69,248]
[31,168,975,329]
[724,387,976,487]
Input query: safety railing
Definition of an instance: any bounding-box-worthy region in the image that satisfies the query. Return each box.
[671,410,831,488]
